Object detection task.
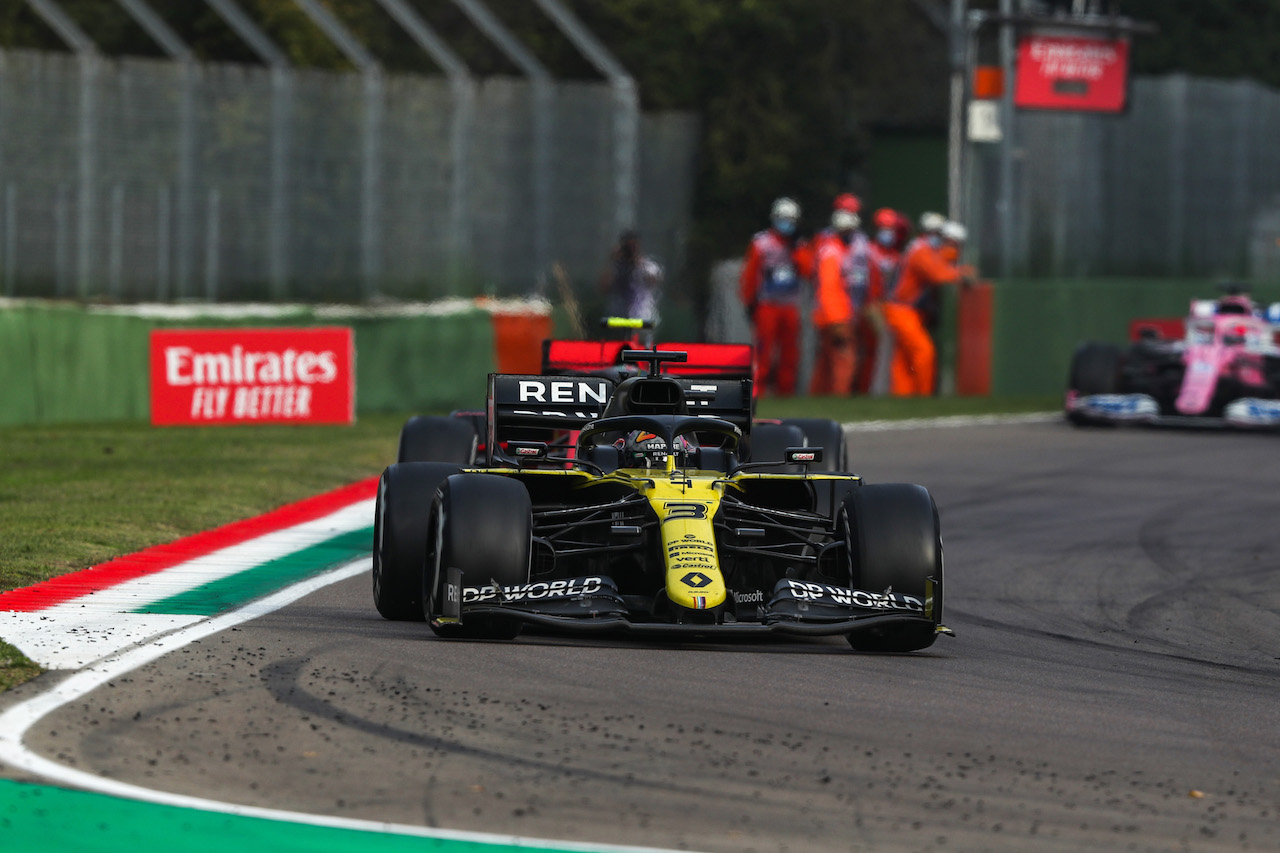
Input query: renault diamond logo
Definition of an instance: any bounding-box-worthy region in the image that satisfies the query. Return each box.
[682,572,712,588]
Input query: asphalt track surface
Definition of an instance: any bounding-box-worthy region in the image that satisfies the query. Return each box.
[5,419,1280,852]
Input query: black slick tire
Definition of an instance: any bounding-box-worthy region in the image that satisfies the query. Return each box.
[372,462,462,621]
[841,483,942,652]
[1067,343,1123,427]
[746,422,807,472]
[397,415,477,464]
[426,474,532,640]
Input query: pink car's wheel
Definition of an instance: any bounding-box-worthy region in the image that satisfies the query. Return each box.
[1068,343,1123,427]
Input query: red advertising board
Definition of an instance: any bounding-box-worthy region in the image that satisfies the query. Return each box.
[1015,33,1129,113]
[150,327,354,426]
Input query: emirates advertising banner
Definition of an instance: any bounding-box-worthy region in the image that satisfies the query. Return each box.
[1015,33,1130,113]
[150,327,354,426]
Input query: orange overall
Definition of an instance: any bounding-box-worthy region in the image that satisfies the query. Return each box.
[882,239,966,396]
[808,230,867,395]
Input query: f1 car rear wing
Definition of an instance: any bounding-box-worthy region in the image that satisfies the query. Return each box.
[542,338,753,381]
[652,342,752,379]
[487,372,754,465]
[541,340,631,376]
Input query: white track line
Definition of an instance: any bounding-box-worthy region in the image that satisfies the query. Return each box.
[0,500,375,670]
[843,412,1060,431]
[0,558,696,853]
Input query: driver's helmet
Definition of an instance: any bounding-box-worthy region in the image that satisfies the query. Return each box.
[1215,293,1255,316]
[616,430,694,469]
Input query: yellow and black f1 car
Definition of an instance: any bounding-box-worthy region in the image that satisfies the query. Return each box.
[373,351,950,653]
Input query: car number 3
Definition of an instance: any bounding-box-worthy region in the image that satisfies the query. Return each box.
[665,503,708,520]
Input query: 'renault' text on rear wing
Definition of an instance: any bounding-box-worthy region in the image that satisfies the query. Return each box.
[486,372,753,466]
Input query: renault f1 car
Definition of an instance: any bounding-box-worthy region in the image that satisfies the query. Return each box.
[398,318,848,473]
[373,350,949,653]
[1066,285,1280,428]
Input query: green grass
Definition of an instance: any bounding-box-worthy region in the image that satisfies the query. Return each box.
[0,395,1058,691]
[0,415,407,594]
[0,642,42,692]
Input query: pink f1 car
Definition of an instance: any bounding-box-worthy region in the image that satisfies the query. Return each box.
[1065,284,1280,428]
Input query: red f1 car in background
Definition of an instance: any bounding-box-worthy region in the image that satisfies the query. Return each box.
[1066,284,1280,428]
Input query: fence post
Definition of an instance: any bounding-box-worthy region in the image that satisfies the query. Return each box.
[534,0,638,239]
[109,183,123,299]
[205,187,220,300]
[156,184,170,301]
[76,52,98,298]
[204,0,294,299]
[376,0,475,292]
[3,184,14,297]
[176,63,197,299]
[269,67,292,299]
[1167,75,1188,277]
[55,184,69,296]
[116,0,202,300]
[452,0,553,287]
[293,0,383,298]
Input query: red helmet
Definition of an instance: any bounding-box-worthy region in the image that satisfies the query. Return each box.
[872,207,898,230]
[833,193,861,214]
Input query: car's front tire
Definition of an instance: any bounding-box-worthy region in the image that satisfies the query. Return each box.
[1067,343,1124,427]
[426,474,532,640]
[841,483,942,652]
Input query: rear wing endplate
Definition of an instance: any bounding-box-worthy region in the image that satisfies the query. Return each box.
[487,373,615,464]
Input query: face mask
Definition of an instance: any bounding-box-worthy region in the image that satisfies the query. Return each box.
[876,229,895,247]
[927,234,944,250]
[772,217,796,236]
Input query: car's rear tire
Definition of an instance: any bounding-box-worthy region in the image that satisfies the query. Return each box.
[372,462,462,621]
[746,422,806,472]
[397,415,477,464]
[781,417,847,471]
[1067,343,1123,427]
[426,474,532,640]
[841,483,942,652]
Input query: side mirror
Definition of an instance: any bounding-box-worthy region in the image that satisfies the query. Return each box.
[784,446,823,466]
[506,441,549,464]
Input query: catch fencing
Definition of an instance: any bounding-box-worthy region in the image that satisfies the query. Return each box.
[967,74,1280,282]
[0,49,698,303]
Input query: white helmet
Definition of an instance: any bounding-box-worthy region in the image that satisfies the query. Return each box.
[940,220,968,242]
[831,209,859,231]
[770,197,800,222]
[919,211,946,233]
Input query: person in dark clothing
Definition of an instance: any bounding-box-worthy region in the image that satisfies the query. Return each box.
[602,229,664,327]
